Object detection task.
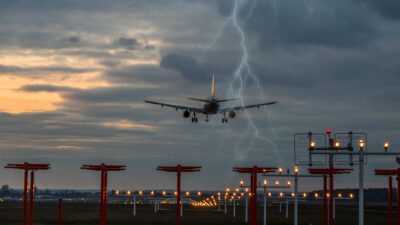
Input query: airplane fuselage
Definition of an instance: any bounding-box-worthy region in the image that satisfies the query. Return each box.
[202,97,220,115]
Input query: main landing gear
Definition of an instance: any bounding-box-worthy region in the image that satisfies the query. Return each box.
[222,113,228,123]
[191,113,198,123]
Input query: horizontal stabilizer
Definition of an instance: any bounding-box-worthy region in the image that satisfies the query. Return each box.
[217,99,238,103]
[187,98,209,102]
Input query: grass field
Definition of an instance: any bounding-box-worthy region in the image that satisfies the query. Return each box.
[0,201,395,225]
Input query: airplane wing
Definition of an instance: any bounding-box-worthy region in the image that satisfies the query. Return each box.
[144,100,203,113]
[218,101,277,113]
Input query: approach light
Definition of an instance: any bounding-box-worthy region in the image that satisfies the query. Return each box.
[294,166,299,174]
[138,190,143,195]
[291,193,295,197]
[264,180,267,186]
[314,193,319,198]
[349,193,354,198]
[338,193,342,198]
[245,188,248,192]
[310,141,316,149]
[303,193,307,198]
[174,191,178,196]
[240,180,244,186]
[235,188,239,192]
[359,140,365,150]
[278,168,283,174]
[150,190,154,195]
[275,181,279,186]
[268,192,272,197]
[335,142,340,148]
[287,181,291,186]
[226,188,230,192]
[217,192,221,196]
[162,191,166,196]
[115,190,119,195]
[197,191,201,196]
[186,191,190,196]
[384,142,389,152]
[279,192,283,197]
[126,190,131,196]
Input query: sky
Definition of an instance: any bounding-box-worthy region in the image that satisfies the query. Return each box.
[0,0,399,192]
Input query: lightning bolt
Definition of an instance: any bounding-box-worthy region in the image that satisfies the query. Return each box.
[203,0,282,164]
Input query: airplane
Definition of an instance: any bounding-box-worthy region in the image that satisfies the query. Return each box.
[144,73,277,123]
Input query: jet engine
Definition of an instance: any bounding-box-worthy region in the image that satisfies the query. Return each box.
[228,111,235,118]
[183,110,191,118]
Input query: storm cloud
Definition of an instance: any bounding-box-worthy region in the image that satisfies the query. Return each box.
[0,0,399,192]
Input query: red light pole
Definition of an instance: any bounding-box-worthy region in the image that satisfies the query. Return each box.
[81,164,126,225]
[157,164,201,225]
[4,162,50,225]
[233,166,277,225]
[309,167,353,225]
[375,168,400,225]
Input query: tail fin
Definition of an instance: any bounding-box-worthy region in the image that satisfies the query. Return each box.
[211,72,215,97]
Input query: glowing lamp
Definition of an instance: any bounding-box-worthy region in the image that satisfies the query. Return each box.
[186,191,190,196]
[240,180,244,186]
[264,180,267,186]
[294,166,299,174]
[335,142,340,148]
[279,192,283,197]
[287,181,291,186]
[278,168,283,174]
[326,129,331,134]
[138,190,143,195]
[310,141,316,149]
[275,181,279,186]
[197,191,201,196]
[384,142,389,152]
[291,193,295,197]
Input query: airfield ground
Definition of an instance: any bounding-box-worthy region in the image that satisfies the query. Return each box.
[0,202,394,225]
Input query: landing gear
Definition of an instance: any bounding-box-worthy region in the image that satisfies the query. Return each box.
[222,113,228,123]
[191,113,198,123]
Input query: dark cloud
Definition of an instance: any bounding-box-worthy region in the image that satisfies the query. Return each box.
[241,1,378,49]
[64,36,79,43]
[365,0,400,21]
[114,37,139,50]
[0,64,95,75]
[19,84,76,92]
[0,0,399,191]
[160,53,214,82]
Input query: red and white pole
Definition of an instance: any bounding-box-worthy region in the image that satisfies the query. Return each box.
[104,171,108,225]
[58,199,62,225]
[23,169,28,225]
[100,170,104,225]
[29,170,34,225]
